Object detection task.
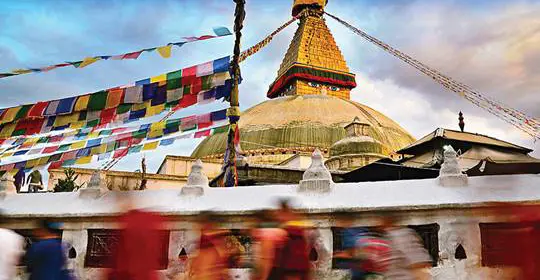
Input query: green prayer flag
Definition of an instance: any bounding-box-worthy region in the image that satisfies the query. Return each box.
[85,119,99,128]
[106,143,115,152]
[98,129,112,136]
[201,75,213,90]
[116,104,132,114]
[12,129,25,136]
[48,153,62,163]
[167,69,182,80]
[37,137,49,144]
[212,125,229,134]
[167,77,182,90]
[88,90,107,111]
[132,129,147,139]
[14,104,32,120]
[183,85,191,95]
[58,144,71,151]
[165,100,179,109]
[128,145,142,154]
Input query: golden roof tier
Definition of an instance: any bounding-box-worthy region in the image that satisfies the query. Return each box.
[267,0,356,99]
[191,95,415,164]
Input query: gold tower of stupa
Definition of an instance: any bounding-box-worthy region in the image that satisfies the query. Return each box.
[267,0,356,100]
[192,0,415,166]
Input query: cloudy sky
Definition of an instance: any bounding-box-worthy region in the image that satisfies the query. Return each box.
[0,0,538,173]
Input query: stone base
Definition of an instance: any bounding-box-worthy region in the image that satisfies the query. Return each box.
[298,179,332,193]
[79,188,107,199]
[438,174,468,187]
[180,186,204,196]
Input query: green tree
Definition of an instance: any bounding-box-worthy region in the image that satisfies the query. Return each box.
[54,168,84,192]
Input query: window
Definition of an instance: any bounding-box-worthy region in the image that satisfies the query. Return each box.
[85,229,169,269]
[480,222,538,267]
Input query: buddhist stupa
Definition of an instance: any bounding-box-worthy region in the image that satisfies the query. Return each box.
[192,0,415,166]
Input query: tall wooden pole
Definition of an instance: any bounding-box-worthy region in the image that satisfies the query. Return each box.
[224,0,245,187]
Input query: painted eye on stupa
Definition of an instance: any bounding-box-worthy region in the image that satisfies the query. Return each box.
[329,86,340,91]
[308,82,321,88]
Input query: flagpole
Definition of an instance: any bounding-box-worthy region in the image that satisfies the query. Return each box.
[224,0,245,187]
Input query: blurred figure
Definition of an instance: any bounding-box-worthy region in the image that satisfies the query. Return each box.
[189,211,233,280]
[269,198,312,280]
[13,169,25,193]
[28,170,44,193]
[251,209,287,280]
[0,210,24,280]
[108,193,166,280]
[26,220,71,280]
[333,214,389,280]
[378,215,432,280]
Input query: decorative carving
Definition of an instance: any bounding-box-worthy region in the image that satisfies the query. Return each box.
[438,145,468,187]
[181,159,208,196]
[298,149,333,193]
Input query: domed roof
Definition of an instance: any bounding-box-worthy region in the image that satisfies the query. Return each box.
[191,95,415,158]
[330,136,384,157]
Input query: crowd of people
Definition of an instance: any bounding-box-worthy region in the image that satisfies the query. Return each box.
[0,197,434,280]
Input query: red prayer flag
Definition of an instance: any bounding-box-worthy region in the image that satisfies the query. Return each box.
[100,108,117,125]
[28,102,49,118]
[194,129,211,138]
[197,113,212,129]
[182,66,197,85]
[48,160,63,170]
[113,148,129,158]
[175,94,197,110]
[61,150,77,160]
[123,51,143,60]
[43,146,59,154]
[197,35,215,40]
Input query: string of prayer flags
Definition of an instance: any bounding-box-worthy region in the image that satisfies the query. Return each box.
[0,27,232,79]
[0,108,228,159]
[0,57,233,139]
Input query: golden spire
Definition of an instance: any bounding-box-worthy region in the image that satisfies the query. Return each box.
[267,0,356,99]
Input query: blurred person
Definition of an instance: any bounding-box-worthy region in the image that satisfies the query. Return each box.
[189,211,233,280]
[0,210,24,280]
[13,169,25,193]
[28,170,44,193]
[377,214,432,280]
[107,192,166,280]
[26,220,71,280]
[269,198,312,280]
[251,209,287,280]
[333,214,390,280]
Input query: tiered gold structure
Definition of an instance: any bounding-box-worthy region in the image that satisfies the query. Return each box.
[192,0,415,168]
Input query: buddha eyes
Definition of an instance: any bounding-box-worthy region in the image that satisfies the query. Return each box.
[329,86,340,91]
[307,82,340,91]
[308,82,321,88]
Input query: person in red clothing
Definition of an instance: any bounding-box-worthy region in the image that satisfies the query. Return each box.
[107,193,166,280]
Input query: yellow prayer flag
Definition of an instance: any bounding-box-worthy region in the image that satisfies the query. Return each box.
[1,107,21,124]
[132,101,148,111]
[7,169,19,176]
[74,95,90,111]
[78,57,101,68]
[0,123,16,138]
[146,104,165,117]
[54,113,79,127]
[150,121,166,131]
[142,141,158,151]
[75,156,92,164]
[88,131,100,138]
[25,158,39,168]
[70,141,86,150]
[157,45,172,58]
[147,129,164,139]
[70,121,85,129]
[38,157,50,166]
[91,143,107,154]
[12,69,32,74]
[150,74,167,83]
[1,152,14,158]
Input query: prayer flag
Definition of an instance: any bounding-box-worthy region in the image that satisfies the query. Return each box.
[159,138,175,146]
[106,88,124,109]
[74,95,90,111]
[213,27,232,36]
[167,69,182,80]
[56,97,77,115]
[62,159,77,167]
[176,93,197,109]
[196,61,214,77]
[211,109,227,121]
[128,145,142,154]
[143,83,157,101]
[88,91,108,111]
[78,57,100,68]
[142,141,158,151]
[194,129,211,138]
[2,107,21,123]
[75,156,92,164]
[48,160,63,170]
[146,104,165,117]
[99,108,116,125]
[43,146,59,154]
[180,115,197,131]
[136,78,151,86]
[28,102,49,118]
[197,113,213,129]
[54,113,79,127]
[213,56,230,73]
[157,45,172,58]
[98,152,112,161]
[86,138,101,148]
[123,51,143,60]
[113,148,128,158]
[123,86,143,103]
[14,150,29,156]
[166,88,183,103]
[151,73,167,83]
[151,85,167,106]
